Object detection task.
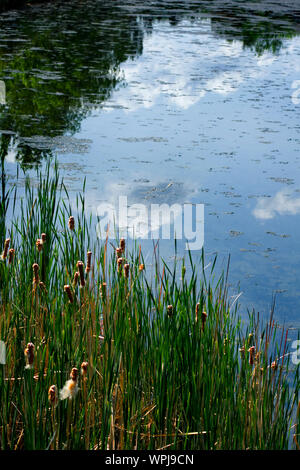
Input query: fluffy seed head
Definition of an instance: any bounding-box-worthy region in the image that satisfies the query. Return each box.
[48,385,58,405]
[24,342,35,369]
[81,362,88,376]
[41,233,46,243]
[70,367,79,382]
[68,216,75,230]
[36,239,43,252]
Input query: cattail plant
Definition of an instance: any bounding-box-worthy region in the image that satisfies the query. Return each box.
[201,310,207,331]
[81,362,88,377]
[1,238,10,260]
[116,247,122,259]
[77,261,85,287]
[48,385,58,406]
[60,367,79,400]
[41,233,46,243]
[195,302,200,323]
[8,248,15,265]
[139,263,144,272]
[167,304,173,317]
[117,257,123,273]
[64,285,74,304]
[100,282,107,299]
[120,238,125,253]
[24,342,35,370]
[68,216,75,231]
[36,238,43,252]
[248,346,255,366]
[85,251,92,273]
[124,263,130,278]
[39,281,47,294]
[73,271,79,287]
[32,263,40,284]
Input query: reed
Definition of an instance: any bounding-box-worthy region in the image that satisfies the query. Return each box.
[0,161,299,450]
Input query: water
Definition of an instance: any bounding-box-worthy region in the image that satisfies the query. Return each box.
[1,0,300,328]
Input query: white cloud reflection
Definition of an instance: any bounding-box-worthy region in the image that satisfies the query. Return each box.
[253,190,300,220]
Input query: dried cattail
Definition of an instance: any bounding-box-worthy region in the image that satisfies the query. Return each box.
[39,281,47,294]
[117,257,123,273]
[195,303,200,323]
[86,251,92,273]
[73,271,79,287]
[8,248,15,265]
[201,311,207,331]
[167,305,173,317]
[120,238,125,253]
[1,238,10,260]
[81,362,88,377]
[124,263,130,278]
[64,285,73,304]
[48,385,58,406]
[36,238,43,252]
[77,261,85,287]
[248,346,255,366]
[60,367,79,400]
[100,282,107,299]
[68,216,75,231]
[41,233,46,243]
[32,263,39,284]
[139,264,144,272]
[116,247,122,258]
[271,360,278,371]
[24,342,35,370]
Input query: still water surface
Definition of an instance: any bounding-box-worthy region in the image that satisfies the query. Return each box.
[1,0,300,327]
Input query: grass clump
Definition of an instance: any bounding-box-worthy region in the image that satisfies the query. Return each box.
[0,162,299,450]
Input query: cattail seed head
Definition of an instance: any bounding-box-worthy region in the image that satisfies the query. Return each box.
[39,281,47,293]
[100,282,107,299]
[139,263,144,272]
[201,311,207,331]
[48,385,58,406]
[86,251,92,273]
[116,247,122,258]
[24,342,35,369]
[124,263,130,278]
[68,216,75,231]
[117,257,123,272]
[8,248,15,265]
[195,303,200,323]
[41,233,46,243]
[70,367,79,382]
[73,271,79,287]
[77,261,85,287]
[1,238,10,260]
[167,305,173,317]
[36,238,43,252]
[64,285,73,304]
[81,361,88,376]
[248,346,255,366]
[271,360,278,371]
[120,238,125,253]
[32,263,39,284]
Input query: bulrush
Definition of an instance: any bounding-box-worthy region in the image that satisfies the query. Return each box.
[32,263,40,284]
[116,247,122,258]
[64,285,73,304]
[86,251,92,273]
[24,342,35,370]
[60,367,79,400]
[81,361,88,377]
[77,261,85,287]
[68,216,75,231]
[271,360,278,371]
[48,385,58,406]
[8,248,15,265]
[36,238,43,252]
[117,257,123,273]
[1,238,10,260]
[124,263,130,278]
[201,311,207,331]
[195,303,200,323]
[41,233,47,243]
[73,271,79,287]
[248,346,255,366]
[120,238,125,253]
[167,305,173,317]
[139,264,144,272]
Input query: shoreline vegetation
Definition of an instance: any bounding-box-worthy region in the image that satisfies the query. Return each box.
[0,162,299,450]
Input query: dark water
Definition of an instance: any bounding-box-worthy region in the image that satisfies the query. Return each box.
[1,0,300,328]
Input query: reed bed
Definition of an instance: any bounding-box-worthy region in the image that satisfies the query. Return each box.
[0,162,299,450]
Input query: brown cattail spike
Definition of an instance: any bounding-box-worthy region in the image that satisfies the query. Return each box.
[86,251,92,273]
[36,239,43,252]
[120,238,125,253]
[70,367,79,382]
[195,303,200,323]
[64,285,73,304]
[167,305,173,317]
[100,282,107,299]
[248,346,255,366]
[68,216,75,231]
[271,360,278,371]
[117,257,123,273]
[8,248,15,265]
[116,247,122,259]
[201,311,207,331]
[81,362,88,376]
[32,263,39,284]
[41,233,46,243]
[24,342,35,369]
[73,271,79,287]
[1,238,10,260]
[124,263,130,278]
[48,385,58,405]
[77,261,85,287]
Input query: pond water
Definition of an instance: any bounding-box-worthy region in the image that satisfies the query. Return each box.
[1,0,300,328]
